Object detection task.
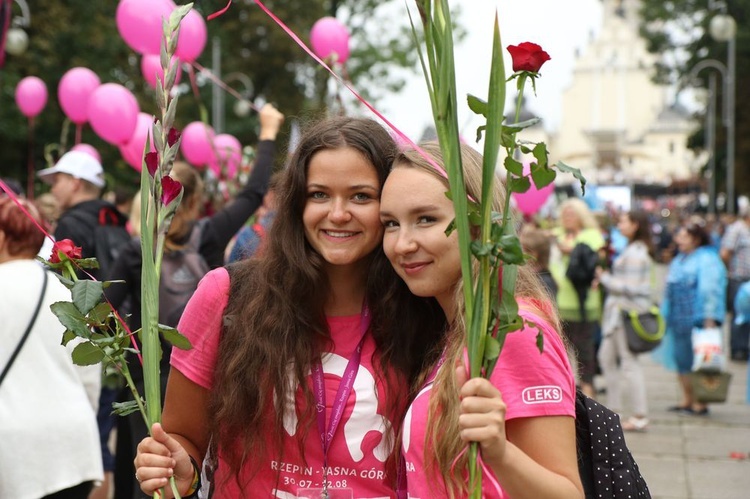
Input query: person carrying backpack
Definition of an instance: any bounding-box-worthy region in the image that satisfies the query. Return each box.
[38,150,131,498]
[550,198,605,398]
[105,103,284,499]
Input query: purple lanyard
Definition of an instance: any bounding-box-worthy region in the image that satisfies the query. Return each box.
[311,304,371,466]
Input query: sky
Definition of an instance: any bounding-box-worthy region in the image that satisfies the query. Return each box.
[379,0,604,142]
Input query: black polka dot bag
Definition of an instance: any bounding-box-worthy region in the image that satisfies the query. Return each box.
[575,390,652,498]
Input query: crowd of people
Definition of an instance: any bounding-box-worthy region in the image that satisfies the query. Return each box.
[1,108,749,498]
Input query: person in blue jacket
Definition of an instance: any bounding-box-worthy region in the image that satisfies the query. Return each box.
[661,220,726,415]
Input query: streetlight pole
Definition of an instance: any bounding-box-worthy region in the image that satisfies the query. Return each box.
[688,60,727,215]
[708,1,737,214]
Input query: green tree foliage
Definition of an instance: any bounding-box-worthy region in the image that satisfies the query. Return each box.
[639,0,750,199]
[0,0,421,195]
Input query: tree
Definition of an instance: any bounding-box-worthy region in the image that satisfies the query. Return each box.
[639,0,750,201]
[0,0,424,195]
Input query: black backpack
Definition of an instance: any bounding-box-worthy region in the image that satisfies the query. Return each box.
[69,206,131,281]
[565,242,599,322]
[158,220,210,327]
[575,391,652,498]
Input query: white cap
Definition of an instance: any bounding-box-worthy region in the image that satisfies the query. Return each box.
[38,151,105,188]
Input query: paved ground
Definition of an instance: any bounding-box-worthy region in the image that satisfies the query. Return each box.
[603,355,750,499]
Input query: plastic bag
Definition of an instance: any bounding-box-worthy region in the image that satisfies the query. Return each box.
[691,326,726,371]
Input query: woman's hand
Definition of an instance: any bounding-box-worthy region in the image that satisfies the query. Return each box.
[134,423,196,498]
[456,366,508,467]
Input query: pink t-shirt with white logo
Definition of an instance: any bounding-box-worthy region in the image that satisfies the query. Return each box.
[401,310,576,499]
[171,268,399,498]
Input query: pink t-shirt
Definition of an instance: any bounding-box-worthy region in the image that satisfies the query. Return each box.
[401,310,576,499]
[171,268,400,498]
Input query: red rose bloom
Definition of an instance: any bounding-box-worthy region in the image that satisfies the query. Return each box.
[50,239,83,263]
[507,42,551,73]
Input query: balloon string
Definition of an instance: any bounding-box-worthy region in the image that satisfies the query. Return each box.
[75,123,82,145]
[207,0,233,21]
[251,0,449,181]
[26,117,35,199]
[190,61,261,114]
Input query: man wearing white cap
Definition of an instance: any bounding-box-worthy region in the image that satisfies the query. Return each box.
[38,150,130,497]
[38,150,129,280]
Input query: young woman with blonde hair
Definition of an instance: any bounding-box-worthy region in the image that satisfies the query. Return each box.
[379,143,583,498]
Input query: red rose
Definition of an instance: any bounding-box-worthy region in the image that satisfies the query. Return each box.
[50,239,83,263]
[161,176,183,205]
[507,42,551,73]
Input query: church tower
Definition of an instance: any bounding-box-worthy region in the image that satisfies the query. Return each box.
[550,0,698,185]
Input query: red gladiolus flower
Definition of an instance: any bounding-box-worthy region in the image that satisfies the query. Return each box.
[145,152,159,177]
[49,239,82,264]
[167,127,181,147]
[161,176,183,205]
[507,42,551,73]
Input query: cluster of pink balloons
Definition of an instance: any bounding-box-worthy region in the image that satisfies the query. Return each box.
[116,0,207,58]
[181,122,242,178]
[310,17,350,64]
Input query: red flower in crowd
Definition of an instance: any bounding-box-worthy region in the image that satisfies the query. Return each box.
[49,239,82,264]
[161,176,183,205]
[507,42,551,73]
[167,127,181,147]
[145,152,159,177]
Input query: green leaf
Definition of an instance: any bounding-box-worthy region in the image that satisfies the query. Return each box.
[530,164,556,190]
[72,280,103,315]
[467,94,488,117]
[444,218,456,237]
[503,157,524,176]
[502,117,541,133]
[497,234,526,265]
[484,335,501,361]
[87,302,113,324]
[71,341,105,366]
[531,142,549,169]
[536,329,545,353]
[50,301,92,338]
[75,257,100,270]
[158,324,193,351]
[555,161,588,195]
[112,400,143,417]
[509,176,531,193]
[61,330,77,346]
[475,125,486,143]
[470,241,493,257]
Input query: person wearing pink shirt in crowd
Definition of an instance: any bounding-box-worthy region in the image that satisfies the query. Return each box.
[133,117,445,498]
[379,143,583,498]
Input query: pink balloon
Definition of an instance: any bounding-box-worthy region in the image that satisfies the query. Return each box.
[181,121,215,167]
[209,134,242,178]
[58,67,101,124]
[119,112,157,171]
[175,9,207,62]
[115,0,174,55]
[87,83,140,145]
[140,54,182,89]
[15,76,48,118]
[70,144,102,164]
[512,162,555,216]
[310,17,350,64]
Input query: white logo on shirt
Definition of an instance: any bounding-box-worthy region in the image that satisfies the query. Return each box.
[522,385,562,404]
